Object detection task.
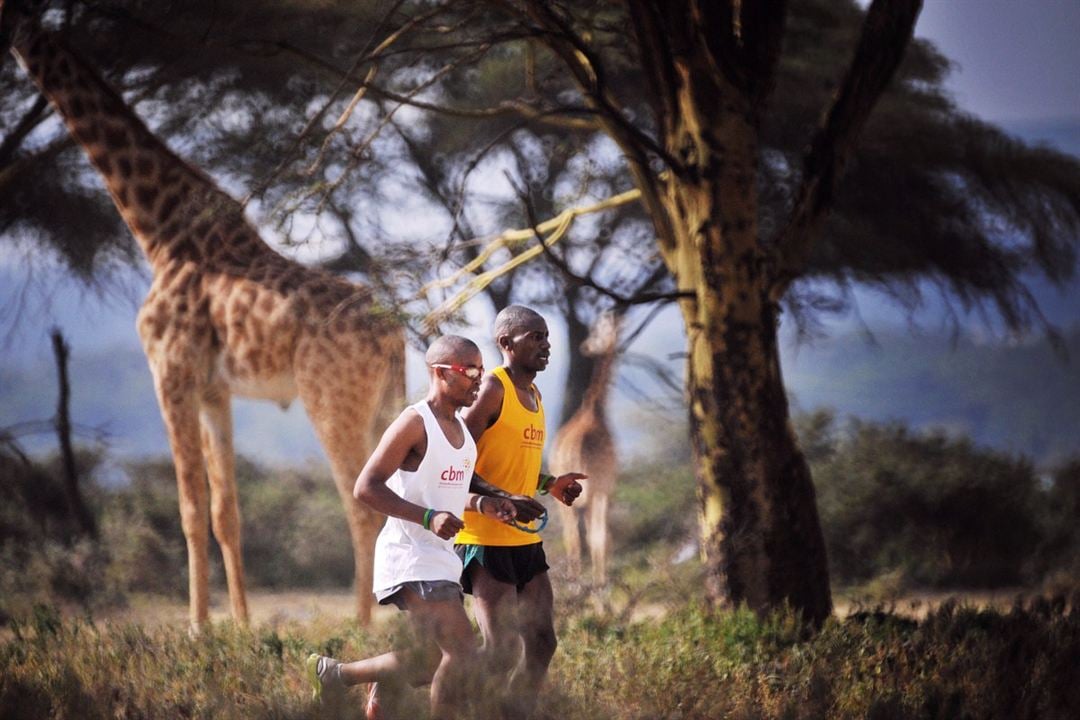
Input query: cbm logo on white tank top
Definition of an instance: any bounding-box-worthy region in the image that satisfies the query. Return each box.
[439,458,471,487]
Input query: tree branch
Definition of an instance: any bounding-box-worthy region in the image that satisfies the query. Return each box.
[268,37,600,130]
[499,1,678,255]
[769,0,922,300]
[727,0,788,112]
[625,0,679,138]
[0,94,50,167]
[515,179,689,308]
[520,0,677,169]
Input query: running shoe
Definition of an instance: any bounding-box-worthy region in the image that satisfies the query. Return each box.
[305,653,345,705]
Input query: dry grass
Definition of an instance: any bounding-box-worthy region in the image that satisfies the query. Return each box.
[3,590,1079,720]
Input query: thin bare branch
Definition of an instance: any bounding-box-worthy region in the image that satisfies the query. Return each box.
[242,0,410,205]
[310,42,494,215]
[269,38,600,130]
[519,0,678,169]
[0,94,50,167]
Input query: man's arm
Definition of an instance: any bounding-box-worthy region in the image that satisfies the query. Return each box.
[539,472,587,506]
[470,472,545,521]
[469,473,511,498]
[353,409,464,539]
[466,492,517,523]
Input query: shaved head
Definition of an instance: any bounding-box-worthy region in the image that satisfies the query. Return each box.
[425,335,480,366]
[493,305,544,341]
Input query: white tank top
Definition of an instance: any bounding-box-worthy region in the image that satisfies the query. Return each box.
[372,400,477,592]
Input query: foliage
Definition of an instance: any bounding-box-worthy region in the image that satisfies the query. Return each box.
[104,456,355,594]
[804,411,1050,589]
[609,451,697,562]
[1040,459,1080,588]
[2,598,1079,719]
[0,446,119,620]
[0,449,353,619]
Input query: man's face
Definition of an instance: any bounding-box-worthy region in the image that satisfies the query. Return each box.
[437,348,484,407]
[503,317,550,373]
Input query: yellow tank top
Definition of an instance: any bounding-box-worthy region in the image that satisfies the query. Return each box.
[456,366,545,546]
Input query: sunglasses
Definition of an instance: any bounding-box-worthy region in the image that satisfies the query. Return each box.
[430,363,484,380]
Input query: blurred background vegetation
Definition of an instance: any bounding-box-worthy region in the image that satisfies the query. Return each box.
[3,410,1078,622]
[4,420,1080,719]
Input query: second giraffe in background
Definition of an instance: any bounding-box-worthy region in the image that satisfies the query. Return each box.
[549,312,620,585]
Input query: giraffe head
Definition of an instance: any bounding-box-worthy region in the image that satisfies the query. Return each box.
[581,310,620,358]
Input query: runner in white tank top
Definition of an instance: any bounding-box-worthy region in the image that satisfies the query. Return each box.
[372,399,476,594]
[305,335,517,720]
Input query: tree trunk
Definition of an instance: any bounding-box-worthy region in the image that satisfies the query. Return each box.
[51,327,97,539]
[661,82,831,625]
[685,285,831,624]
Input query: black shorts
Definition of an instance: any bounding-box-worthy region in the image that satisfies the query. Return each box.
[455,543,550,594]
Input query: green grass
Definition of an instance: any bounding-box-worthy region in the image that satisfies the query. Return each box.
[3,596,1078,720]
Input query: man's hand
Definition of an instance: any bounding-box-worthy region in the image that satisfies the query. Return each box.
[550,473,587,506]
[479,496,517,523]
[430,511,465,540]
[508,494,546,522]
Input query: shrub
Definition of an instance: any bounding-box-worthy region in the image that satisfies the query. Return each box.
[807,414,1045,588]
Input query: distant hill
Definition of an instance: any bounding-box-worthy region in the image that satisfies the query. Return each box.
[783,327,1080,467]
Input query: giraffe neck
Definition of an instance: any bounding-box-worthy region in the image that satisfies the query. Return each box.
[9,19,260,271]
[579,350,615,415]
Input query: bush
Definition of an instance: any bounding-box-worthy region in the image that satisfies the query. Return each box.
[806,414,1045,588]
[1040,459,1080,581]
[107,456,355,594]
[0,447,119,617]
[1,448,358,618]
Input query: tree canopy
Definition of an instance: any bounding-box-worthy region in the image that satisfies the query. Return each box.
[5,1,1077,332]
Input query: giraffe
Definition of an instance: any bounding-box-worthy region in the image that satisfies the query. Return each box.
[2,2,403,629]
[549,312,619,585]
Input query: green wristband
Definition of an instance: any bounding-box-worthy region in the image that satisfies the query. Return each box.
[538,473,555,495]
[422,508,434,530]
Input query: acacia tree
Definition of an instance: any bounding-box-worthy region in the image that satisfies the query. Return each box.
[350,0,1080,624]
[361,0,921,623]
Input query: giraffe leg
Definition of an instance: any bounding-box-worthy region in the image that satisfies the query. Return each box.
[587,492,609,585]
[334,449,382,624]
[149,363,212,629]
[297,368,385,624]
[199,380,249,624]
[560,502,583,578]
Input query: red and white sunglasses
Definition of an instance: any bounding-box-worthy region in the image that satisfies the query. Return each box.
[430,363,484,380]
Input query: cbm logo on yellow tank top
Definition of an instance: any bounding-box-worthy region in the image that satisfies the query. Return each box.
[522,424,544,450]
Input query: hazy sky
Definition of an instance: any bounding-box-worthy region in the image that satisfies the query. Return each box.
[911,0,1080,124]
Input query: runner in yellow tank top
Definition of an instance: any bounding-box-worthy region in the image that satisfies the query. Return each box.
[456,305,586,718]
[454,365,546,546]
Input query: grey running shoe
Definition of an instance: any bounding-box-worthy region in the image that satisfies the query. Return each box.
[305,653,345,704]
